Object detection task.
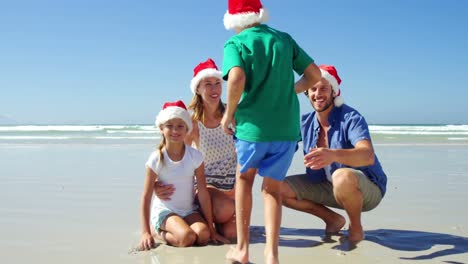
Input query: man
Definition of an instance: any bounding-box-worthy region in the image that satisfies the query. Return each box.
[220,0,321,263]
[282,65,387,244]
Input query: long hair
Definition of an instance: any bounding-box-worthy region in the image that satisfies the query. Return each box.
[188,93,225,122]
[157,134,166,167]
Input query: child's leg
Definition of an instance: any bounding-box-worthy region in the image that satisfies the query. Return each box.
[226,167,256,264]
[160,214,197,247]
[262,177,283,264]
[184,212,211,246]
[257,141,296,264]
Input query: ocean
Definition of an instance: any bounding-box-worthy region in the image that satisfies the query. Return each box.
[0,125,160,144]
[1,124,468,144]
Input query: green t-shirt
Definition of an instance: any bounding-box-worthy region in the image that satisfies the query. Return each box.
[223,24,314,142]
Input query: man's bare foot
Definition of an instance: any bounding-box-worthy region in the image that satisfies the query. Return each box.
[226,246,248,264]
[325,214,346,234]
[348,225,365,243]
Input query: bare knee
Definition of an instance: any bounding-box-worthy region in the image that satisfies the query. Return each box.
[221,224,237,240]
[213,200,234,223]
[197,228,211,246]
[261,178,282,198]
[173,230,197,247]
[192,224,211,246]
[332,169,359,195]
[281,181,297,200]
[237,168,256,186]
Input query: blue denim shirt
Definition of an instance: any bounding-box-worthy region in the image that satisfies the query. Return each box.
[301,104,387,196]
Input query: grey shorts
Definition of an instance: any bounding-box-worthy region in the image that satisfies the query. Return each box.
[285,169,382,212]
[150,207,198,233]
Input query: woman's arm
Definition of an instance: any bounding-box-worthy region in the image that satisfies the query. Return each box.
[195,163,230,244]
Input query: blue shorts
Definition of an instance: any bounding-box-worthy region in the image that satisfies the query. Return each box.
[235,139,296,181]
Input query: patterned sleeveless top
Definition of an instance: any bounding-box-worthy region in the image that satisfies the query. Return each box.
[195,121,236,190]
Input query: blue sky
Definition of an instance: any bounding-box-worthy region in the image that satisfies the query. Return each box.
[1,0,467,125]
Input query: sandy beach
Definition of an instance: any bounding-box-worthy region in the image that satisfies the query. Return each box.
[1,139,468,263]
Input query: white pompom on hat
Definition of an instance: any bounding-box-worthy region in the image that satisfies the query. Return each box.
[319,65,344,107]
[190,58,222,94]
[223,0,269,30]
[155,100,193,133]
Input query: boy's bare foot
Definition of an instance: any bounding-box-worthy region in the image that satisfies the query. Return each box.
[264,252,279,264]
[325,214,346,234]
[226,246,248,264]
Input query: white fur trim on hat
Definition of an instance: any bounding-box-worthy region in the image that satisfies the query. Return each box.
[334,95,344,107]
[190,68,223,94]
[155,106,193,133]
[223,8,269,30]
[320,69,344,107]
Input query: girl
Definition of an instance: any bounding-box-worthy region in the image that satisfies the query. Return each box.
[139,100,224,249]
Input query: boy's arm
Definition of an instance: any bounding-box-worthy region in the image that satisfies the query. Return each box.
[295,63,322,94]
[221,66,245,135]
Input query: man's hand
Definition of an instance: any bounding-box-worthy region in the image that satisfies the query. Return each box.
[304,147,334,169]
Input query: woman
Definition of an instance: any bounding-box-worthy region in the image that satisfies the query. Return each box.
[156,58,237,240]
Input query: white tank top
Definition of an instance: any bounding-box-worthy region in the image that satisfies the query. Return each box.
[195,121,236,190]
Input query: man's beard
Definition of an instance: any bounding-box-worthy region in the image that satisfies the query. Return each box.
[314,98,334,113]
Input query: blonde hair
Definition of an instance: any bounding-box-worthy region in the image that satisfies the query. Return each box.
[188,93,225,122]
[156,134,166,167]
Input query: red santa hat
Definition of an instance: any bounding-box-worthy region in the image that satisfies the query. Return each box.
[223,0,269,30]
[190,58,223,94]
[319,65,344,107]
[155,100,193,133]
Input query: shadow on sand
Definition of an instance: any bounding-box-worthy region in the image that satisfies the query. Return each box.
[250,226,468,261]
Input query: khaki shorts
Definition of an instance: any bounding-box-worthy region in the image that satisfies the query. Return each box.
[285,169,382,212]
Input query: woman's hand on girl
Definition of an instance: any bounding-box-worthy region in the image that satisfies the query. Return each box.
[154,181,175,201]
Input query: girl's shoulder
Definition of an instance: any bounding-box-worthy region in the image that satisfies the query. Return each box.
[147,150,160,162]
[185,145,202,157]
[184,145,203,167]
[146,150,163,174]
